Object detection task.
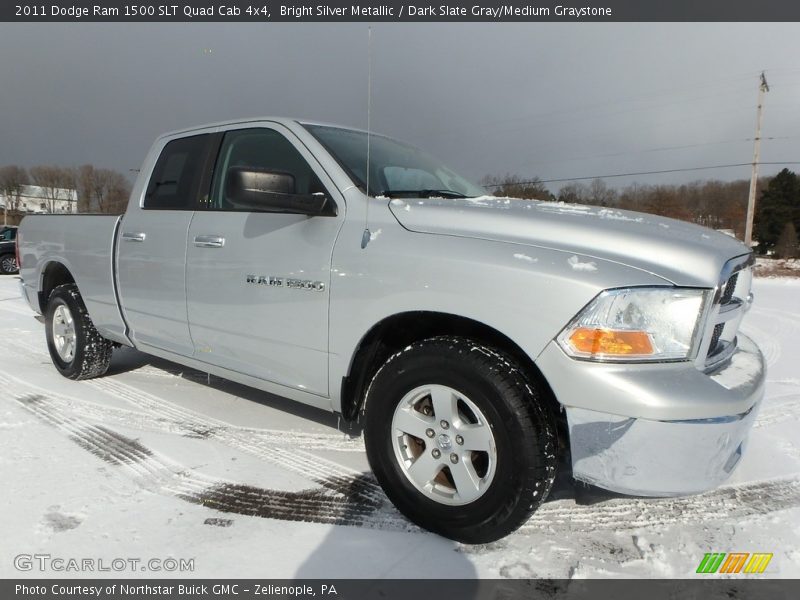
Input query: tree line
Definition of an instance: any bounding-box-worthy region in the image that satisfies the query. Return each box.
[2,162,797,258]
[481,169,800,258]
[0,164,131,218]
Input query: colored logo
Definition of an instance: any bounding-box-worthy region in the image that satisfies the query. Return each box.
[696,552,773,574]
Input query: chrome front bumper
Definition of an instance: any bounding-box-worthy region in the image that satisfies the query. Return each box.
[539,334,766,496]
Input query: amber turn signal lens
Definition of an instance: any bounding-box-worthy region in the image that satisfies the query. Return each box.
[567,327,654,356]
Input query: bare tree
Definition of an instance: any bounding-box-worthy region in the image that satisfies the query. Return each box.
[29,166,76,213]
[587,178,617,207]
[75,165,131,214]
[0,165,29,225]
[75,165,95,213]
[480,173,551,200]
[557,182,589,204]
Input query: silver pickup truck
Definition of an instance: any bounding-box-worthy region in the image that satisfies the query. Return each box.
[18,118,765,543]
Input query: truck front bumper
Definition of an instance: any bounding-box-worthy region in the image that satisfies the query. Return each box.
[537,334,766,496]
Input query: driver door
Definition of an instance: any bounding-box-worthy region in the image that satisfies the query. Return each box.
[185,124,344,398]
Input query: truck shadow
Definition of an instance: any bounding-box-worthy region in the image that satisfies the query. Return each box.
[546,455,632,506]
[106,346,343,431]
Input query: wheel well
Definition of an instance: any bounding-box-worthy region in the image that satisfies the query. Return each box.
[340,311,566,443]
[38,262,75,313]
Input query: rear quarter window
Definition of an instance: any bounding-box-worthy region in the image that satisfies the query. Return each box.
[144,134,209,210]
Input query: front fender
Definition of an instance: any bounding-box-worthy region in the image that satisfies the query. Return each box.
[327,206,672,411]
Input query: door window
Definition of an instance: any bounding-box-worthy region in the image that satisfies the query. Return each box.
[144,134,209,210]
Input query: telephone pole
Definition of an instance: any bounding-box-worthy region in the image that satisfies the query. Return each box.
[744,71,769,247]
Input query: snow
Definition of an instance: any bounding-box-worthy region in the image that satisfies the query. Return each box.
[513,253,538,263]
[568,255,598,272]
[1,276,798,578]
[597,208,644,223]
[755,257,800,278]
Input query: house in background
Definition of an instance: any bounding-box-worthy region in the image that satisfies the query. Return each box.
[0,184,77,217]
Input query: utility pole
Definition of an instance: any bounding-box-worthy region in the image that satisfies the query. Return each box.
[744,71,769,247]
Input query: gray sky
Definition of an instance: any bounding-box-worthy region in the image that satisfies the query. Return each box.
[1,22,798,191]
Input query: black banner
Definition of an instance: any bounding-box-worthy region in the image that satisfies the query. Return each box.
[3,0,800,22]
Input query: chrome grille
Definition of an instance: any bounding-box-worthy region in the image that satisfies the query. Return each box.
[720,272,738,304]
[698,254,754,371]
[707,323,724,357]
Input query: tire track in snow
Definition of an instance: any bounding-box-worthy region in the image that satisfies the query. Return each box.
[6,336,367,448]
[740,321,781,368]
[521,477,800,533]
[741,307,800,428]
[4,336,388,506]
[8,374,799,535]
[12,340,364,452]
[5,326,800,535]
[8,385,411,531]
[743,304,800,368]
[0,361,364,451]
[754,397,800,429]
[85,377,386,504]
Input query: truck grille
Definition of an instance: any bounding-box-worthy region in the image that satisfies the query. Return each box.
[720,272,738,304]
[701,256,753,369]
[708,323,724,355]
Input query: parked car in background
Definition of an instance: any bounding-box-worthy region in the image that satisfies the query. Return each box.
[0,226,18,274]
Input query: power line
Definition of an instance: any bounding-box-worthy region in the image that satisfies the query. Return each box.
[411,74,760,142]
[484,162,800,186]
[521,134,800,168]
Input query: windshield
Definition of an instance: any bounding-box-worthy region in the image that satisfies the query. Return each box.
[302,124,486,199]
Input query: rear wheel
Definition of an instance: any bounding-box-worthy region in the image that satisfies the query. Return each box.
[45,284,113,380]
[364,336,557,543]
[0,254,17,275]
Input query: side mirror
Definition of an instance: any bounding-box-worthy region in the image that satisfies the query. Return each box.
[225,166,336,216]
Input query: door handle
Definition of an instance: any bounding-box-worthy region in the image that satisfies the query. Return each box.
[193,235,225,248]
[122,232,146,242]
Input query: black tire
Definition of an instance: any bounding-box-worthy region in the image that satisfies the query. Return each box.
[45,283,113,380]
[364,336,557,543]
[0,253,17,275]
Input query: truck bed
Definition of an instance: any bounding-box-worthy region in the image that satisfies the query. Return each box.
[18,214,128,345]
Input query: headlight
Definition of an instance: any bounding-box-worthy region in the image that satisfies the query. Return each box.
[557,287,708,362]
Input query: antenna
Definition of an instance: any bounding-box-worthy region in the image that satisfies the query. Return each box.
[361,27,373,250]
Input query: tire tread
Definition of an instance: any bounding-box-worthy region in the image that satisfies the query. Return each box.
[364,335,558,543]
[47,283,113,380]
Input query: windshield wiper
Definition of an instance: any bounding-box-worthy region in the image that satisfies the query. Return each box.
[380,189,470,199]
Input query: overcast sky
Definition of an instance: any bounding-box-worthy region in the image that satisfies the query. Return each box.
[1,23,798,191]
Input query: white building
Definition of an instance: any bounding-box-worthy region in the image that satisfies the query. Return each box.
[0,184,77,214]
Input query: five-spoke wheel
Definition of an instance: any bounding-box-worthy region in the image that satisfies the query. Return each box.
[51,304,77,362]
[391,384,496,505]
[365,336,557,544]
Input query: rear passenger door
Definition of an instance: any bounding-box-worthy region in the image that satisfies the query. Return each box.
[184,124,344,397]
[116,133,217,356]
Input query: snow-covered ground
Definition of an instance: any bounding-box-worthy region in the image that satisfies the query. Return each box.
[0,276,798,579]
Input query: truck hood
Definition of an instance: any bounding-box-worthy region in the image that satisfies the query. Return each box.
[388,196,751,287]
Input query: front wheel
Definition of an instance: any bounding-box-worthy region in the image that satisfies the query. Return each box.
[45,283,113,380]
[364,336,557,543]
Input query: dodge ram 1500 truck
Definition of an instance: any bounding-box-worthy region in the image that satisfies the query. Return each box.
[18,118,765,543]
